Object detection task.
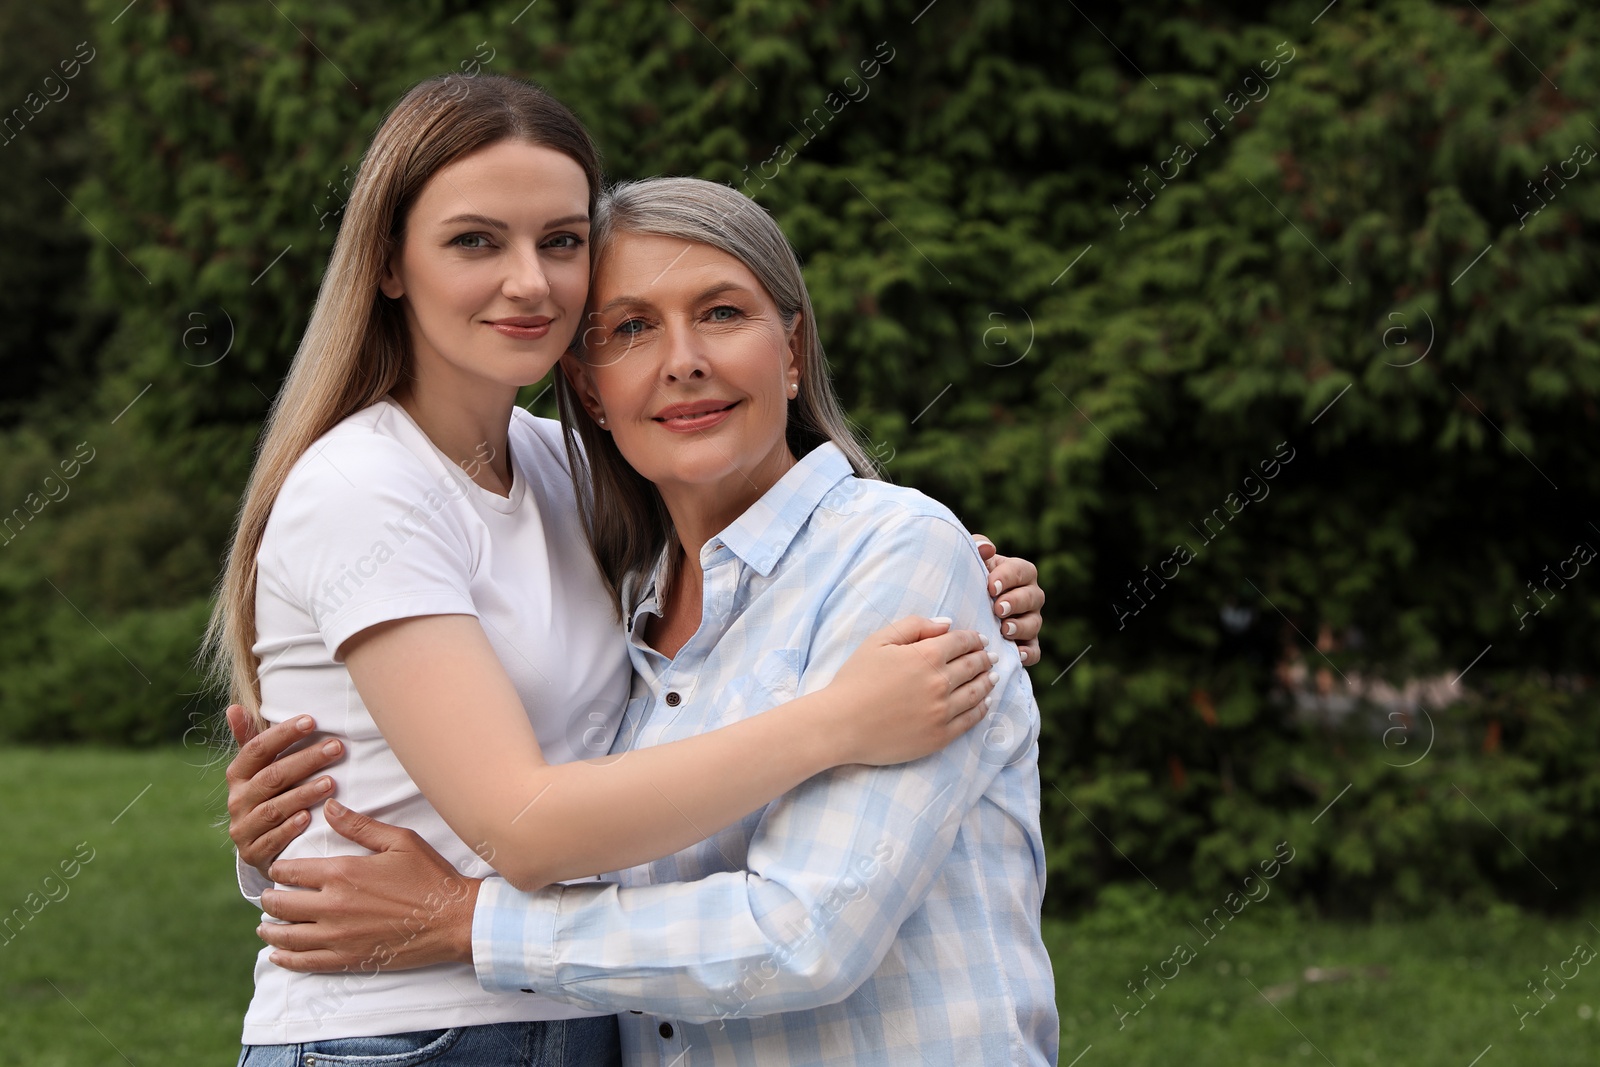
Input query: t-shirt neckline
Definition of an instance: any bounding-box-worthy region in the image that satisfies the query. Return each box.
[378,395,526,514]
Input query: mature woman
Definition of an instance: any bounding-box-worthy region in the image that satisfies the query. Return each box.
[238,176,1058,1065]
[213,74,1046,1066]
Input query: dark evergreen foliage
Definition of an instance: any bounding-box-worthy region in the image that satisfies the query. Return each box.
[1,0,1595,914]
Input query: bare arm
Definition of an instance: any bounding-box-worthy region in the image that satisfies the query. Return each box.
[337,612,995,893]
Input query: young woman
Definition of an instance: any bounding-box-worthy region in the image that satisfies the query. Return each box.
[211,75,1045,1065]
[235,176,1057,1065]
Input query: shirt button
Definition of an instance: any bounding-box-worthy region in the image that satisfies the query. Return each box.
[659,1022,675,1039]
[665,691,681,707]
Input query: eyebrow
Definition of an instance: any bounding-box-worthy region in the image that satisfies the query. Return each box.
[597,282,754,315]
[438,213,590,230]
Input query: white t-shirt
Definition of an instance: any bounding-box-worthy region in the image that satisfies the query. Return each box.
[239,396,631,1045]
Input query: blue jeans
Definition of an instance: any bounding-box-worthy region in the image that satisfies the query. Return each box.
[237,1017,620,1066]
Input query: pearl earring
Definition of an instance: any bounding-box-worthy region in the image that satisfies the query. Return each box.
[789,382,799,397]
[598,415,607,426]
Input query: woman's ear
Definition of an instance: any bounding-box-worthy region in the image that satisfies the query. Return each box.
[558,353,607,427]
[784,314,805,392]
[379,248,405,300]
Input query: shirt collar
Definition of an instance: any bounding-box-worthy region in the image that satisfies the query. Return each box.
[622,442,856,634]
[713,441,855,577]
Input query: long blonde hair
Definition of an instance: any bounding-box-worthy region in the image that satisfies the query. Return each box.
[203,74,602,725]
[554,177,881,611]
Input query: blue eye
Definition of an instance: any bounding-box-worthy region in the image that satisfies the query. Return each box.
[453,233,492,249]
[709,305,740,321]
[615,319,646,336]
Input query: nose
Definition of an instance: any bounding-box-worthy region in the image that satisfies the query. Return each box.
[659,316,711,383]
[502,243,551,304]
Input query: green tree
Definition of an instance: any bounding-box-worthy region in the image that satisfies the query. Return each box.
[2,0,1595,915]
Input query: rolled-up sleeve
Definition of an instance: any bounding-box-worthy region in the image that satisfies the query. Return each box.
[471,513,1036,1024]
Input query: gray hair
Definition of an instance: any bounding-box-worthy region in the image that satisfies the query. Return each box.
[554,176,881,609]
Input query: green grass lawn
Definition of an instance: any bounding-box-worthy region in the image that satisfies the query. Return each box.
[2,746,1597,1064]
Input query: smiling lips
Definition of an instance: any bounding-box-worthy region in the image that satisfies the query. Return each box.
[653,399,739,433]
[486,315,553,340]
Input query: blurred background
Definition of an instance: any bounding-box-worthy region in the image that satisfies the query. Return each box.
[1,0,1596,1062]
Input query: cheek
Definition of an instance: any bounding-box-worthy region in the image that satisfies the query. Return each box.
[552,259,591,306]
[744,339,794,405]
[452,262,504,312]
[732,348,794,442]
[592,361,655,420]
[404,257,477,320]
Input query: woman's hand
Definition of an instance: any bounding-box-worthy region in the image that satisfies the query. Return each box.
[824,616,997,767]
[259,801,480,973]
[224,706,343,878]
[973,535,1045,667]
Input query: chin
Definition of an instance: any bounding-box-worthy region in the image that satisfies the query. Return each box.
[499,356,566,387]
[637,445,748,487]
[659,458,746,487]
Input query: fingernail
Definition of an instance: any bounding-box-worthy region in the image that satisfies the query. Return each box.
[321,740,341,756]
[1005,621,1017,637]
[296,716,313,731]
[987,670,999,685]
[983,696,993,711]
[257,924,267,939]
[316,777,332,792]
[293,811,309,826]
[999,600,1011,617]
[930,616,953,626]
[987,650,999,664]
[326,800,345,816]
[992,580,1002,595]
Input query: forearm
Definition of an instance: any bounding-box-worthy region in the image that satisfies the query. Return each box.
[469,690,845,890]
[348,616,851,893]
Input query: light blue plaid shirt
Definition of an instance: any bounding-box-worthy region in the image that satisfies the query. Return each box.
[472,442,1059,1065]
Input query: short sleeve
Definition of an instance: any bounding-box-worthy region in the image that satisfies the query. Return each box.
[261,434,479,660]
[236,850,270,908]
